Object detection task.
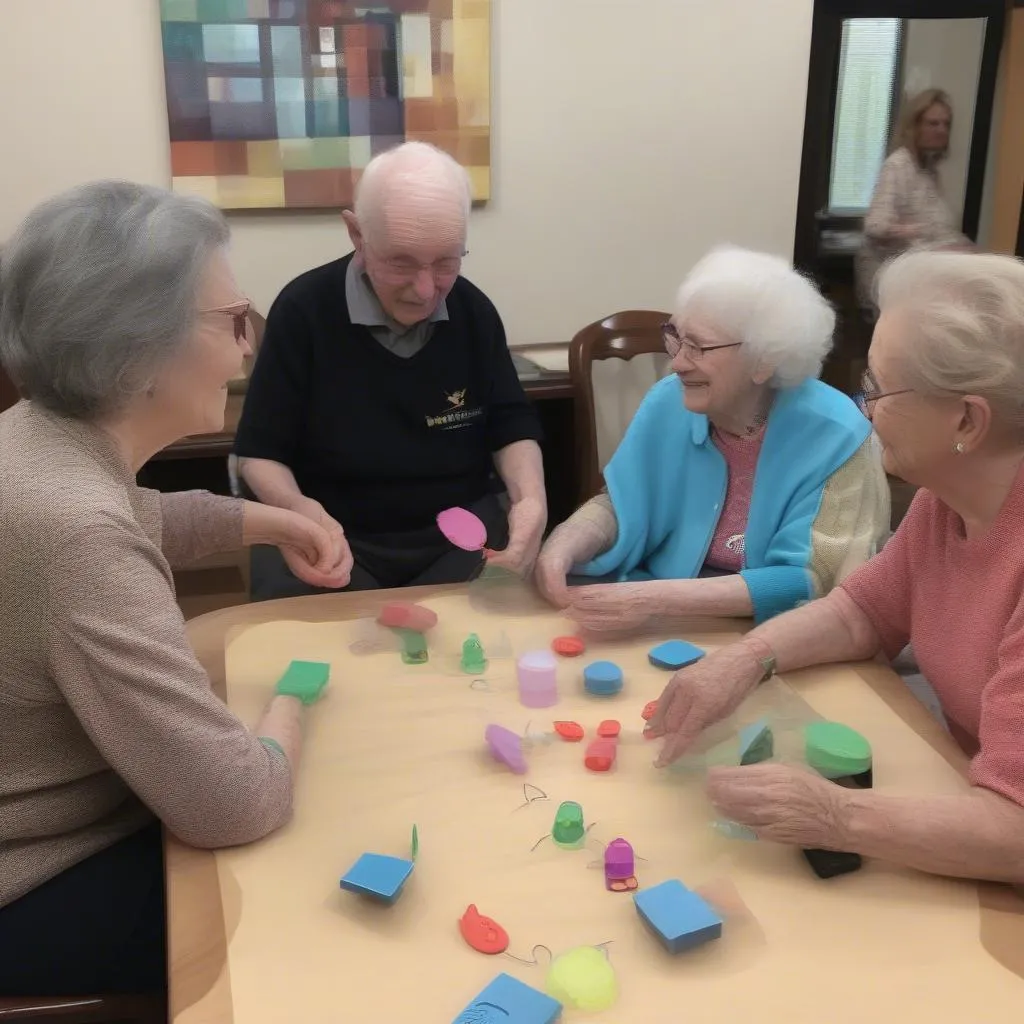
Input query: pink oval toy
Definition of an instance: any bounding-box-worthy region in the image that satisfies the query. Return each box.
[437,506,488,551]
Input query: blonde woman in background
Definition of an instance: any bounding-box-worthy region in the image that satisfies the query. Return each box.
[857,88,972,313]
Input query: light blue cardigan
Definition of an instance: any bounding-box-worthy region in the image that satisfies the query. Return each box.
[575,376,871,623]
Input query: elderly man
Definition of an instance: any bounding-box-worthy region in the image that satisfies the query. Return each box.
[235,142,546,598]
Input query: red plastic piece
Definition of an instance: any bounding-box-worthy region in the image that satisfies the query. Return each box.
[554,721,585,741]
[459,904,510,955]
[597,719,620,739]
[585,737,618,772]
[552,635,585,657]
[377,602,438,632]
[641,699,659,722]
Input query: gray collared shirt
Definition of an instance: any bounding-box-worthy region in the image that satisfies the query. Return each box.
[345,257,449,359]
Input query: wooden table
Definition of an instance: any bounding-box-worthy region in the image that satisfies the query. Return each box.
[169,584,1024,1023]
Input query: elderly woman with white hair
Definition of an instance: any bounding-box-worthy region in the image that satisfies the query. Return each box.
[648,251,1024,884]
[536,246,890,630]
[0,181,348,996]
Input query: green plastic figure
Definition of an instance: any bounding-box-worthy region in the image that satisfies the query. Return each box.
[552,800,586,849]
[394,628,429,665]
[460,633,488,674]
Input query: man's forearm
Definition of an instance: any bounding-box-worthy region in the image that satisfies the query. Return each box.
[238,457,306,511]
[841,788,1024,885]
[493,440,546,505]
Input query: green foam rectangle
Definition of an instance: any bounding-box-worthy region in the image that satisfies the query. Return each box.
[278,660,330,687]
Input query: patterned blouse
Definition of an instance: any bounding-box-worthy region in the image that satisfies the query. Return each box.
[856,146,968,308]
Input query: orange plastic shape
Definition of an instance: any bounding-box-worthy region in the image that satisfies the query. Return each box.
[641,700,659,722]
[554,721,585,741]
[552,635,586,657]
[459,904,510,955]
[584,737,618,772]
[597,720,621,739]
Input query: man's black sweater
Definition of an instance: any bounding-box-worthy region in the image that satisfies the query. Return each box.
[234,255,543,535]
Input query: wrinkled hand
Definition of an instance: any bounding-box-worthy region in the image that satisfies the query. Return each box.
[280,498,353,590]
[534,548,572,607]
[707,763,850,849]
[645,644,765,767]
[567,582,654,633]
[484,496,546,576]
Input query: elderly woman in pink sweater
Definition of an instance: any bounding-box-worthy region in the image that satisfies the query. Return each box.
[647,250,1024,884]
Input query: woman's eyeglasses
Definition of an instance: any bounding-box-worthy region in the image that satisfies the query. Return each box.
[662,322,742,360]
[852,369,912,416]
[199,302,251,343]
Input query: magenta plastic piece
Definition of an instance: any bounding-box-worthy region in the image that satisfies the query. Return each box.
[485,724,528,774]
[437,506,488,551]
[604,838,635,882]
[516,650,559,708]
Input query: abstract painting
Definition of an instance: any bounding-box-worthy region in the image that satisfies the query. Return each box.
[159,0,490,209]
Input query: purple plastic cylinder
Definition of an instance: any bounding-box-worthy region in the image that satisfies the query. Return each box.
[516,650,559,708]
[604,837,634,882]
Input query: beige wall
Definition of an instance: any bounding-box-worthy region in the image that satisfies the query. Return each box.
[901,17,986,223]
[0,0,814,345]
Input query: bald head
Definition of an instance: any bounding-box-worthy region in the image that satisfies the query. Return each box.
[343,142,471,326]
[353,141,470,248]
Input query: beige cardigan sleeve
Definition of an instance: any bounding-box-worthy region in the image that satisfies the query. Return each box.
[45,517,293,849]
[156,490,244,568]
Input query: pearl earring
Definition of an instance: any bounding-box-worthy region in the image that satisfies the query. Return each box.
[954,441,965,454]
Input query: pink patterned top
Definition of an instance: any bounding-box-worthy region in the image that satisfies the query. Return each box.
[704,425,766,572]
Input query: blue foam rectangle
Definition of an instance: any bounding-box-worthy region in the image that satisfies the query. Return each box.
[339,852,414,905]
[633,879,723,953]
[453,972,562,1023]
[648,640,705,671]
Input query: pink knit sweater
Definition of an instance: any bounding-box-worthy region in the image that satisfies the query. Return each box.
[704,426,765,572]
[839,466,1024,807]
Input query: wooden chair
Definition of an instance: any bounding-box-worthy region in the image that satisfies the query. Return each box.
[0,363,19,414]
[568,310,671,504]
[0,992,165,1023]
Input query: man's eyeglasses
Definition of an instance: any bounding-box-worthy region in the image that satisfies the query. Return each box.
[199,301,251,343]
[662,322,742,360]
[852,369,912,417]
[376,250,468,281]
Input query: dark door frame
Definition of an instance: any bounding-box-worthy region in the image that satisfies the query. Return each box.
[793,0,1007,274]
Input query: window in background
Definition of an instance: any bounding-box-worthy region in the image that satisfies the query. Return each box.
[829,18,903,213]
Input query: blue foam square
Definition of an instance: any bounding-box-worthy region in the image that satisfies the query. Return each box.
[633,879,723,953]
[739,718,774,765]
[339,853,414,905]
[453,972,562,1023]
[648,640,705,671]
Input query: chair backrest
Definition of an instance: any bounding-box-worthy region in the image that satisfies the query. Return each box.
[0,362,19,414]
[568,310,671,504]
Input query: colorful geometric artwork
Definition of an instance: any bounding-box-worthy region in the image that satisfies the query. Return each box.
[159,0,491,210]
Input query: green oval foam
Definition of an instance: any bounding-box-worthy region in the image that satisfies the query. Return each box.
[805,721,872,777]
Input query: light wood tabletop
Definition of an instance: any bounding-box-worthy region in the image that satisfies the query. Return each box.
[170,582,1024,1023]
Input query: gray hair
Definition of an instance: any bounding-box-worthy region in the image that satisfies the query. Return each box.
[0,180,229,419]
[877,250,1024,432]
[353,141,471,243]
[675,245,835,388]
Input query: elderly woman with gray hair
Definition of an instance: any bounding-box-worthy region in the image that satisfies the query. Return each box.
[649,251,1024,884]
[0,181,349,997]
[536,245,890,630]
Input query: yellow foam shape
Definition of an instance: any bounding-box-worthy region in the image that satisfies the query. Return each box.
[545,945,618,1012]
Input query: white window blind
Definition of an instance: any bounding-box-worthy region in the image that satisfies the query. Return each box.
[829,18,902,213]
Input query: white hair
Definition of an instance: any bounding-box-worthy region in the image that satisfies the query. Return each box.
[877,250,1024,432]
[675,245,835,388]
[353,141,471,243]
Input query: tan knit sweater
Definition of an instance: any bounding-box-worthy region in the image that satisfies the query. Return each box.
[0,401,293,909]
